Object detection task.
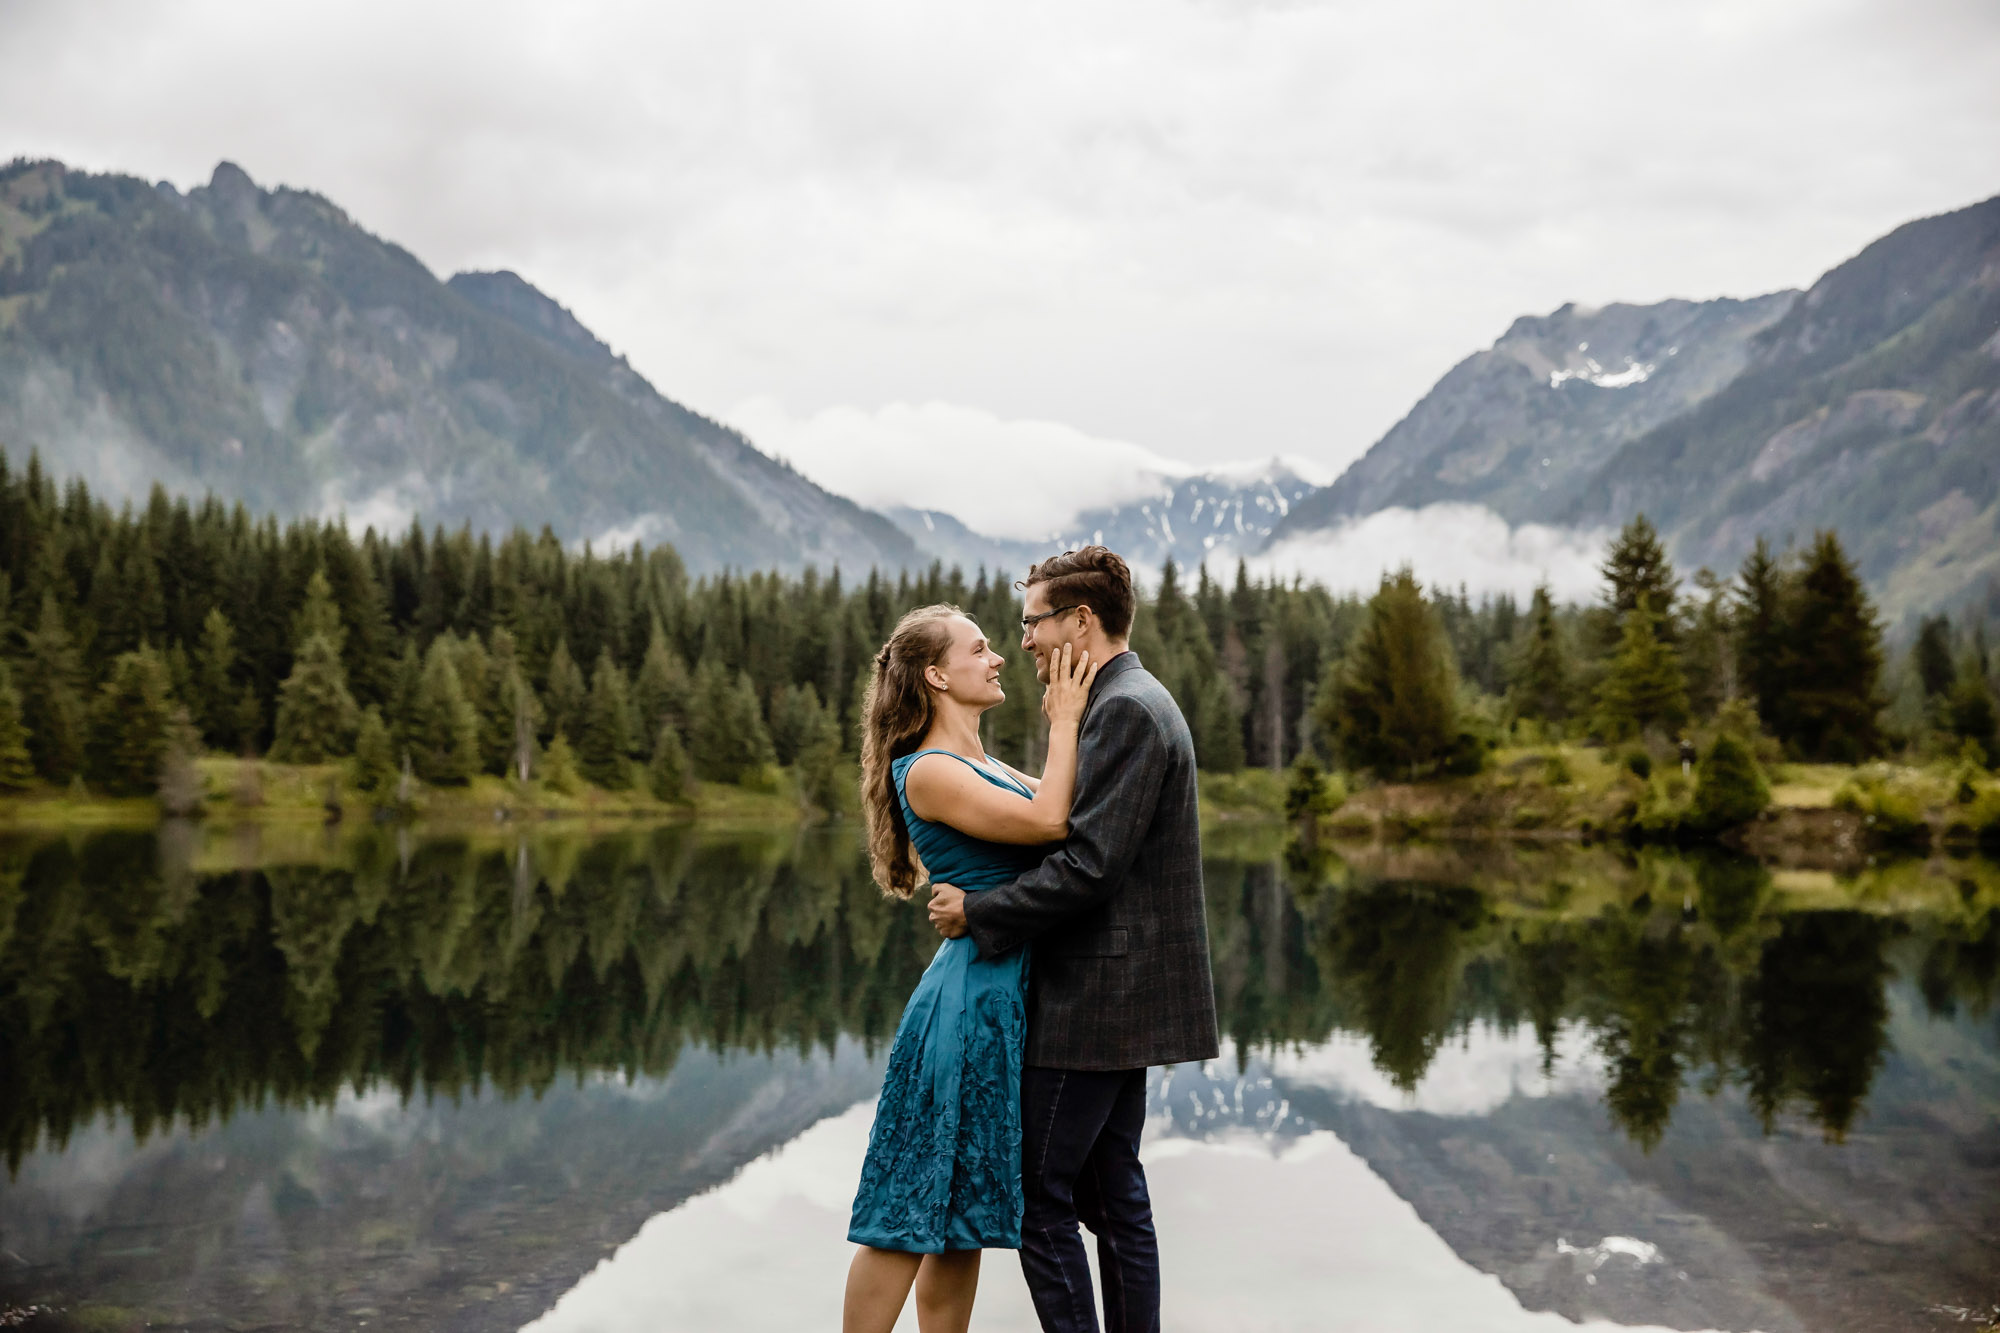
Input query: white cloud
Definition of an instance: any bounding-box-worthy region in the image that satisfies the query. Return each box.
[527,1099,1717,1333]
[1251,504,1609,603]
[726,397,1193,539]
[1264,1024,1603,1118]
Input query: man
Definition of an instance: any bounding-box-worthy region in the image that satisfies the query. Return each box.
[928,545,1218,1333]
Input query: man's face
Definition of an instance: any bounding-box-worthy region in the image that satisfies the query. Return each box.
[1020,583,1085,685]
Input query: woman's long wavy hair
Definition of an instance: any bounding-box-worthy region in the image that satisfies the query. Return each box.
[861,604,965,899]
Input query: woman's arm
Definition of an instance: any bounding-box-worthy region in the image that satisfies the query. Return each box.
[992,758,1041,793]
[905,643,1097,845]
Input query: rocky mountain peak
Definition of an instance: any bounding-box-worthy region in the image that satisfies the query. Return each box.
[449,269,620,372]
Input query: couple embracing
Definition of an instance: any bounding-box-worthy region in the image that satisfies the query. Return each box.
[843,546,1219,1333]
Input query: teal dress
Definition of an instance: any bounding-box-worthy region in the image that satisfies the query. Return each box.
[848,749,1044,1253]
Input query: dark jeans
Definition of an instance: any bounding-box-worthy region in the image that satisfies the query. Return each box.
[1018,1065,1159,1333]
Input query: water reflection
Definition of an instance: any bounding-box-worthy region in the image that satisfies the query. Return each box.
[1215,841,1998,1149]
[0,825,934,1173]
[0,825,1995,1331]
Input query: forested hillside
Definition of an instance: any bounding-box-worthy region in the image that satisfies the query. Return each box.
[1566,194,2000,617]
[0,159,918,573]
[1,452,1990,824]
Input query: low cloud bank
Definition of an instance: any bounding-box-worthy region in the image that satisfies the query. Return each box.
[1251,504,1609,604]
[725,398,1202,540]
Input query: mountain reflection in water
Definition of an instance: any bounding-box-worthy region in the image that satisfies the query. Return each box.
[0,824,1995,1332]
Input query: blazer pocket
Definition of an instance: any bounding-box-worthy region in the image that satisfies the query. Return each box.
[1059,928,1128,958]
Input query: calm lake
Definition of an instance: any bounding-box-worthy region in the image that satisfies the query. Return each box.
[0,823,1995,1332]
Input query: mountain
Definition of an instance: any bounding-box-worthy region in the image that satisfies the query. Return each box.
[1563,194,2000,615]
[1271,193,2000,617]
[0,159,920,574]
[1277,292,1799,531]
[889,459,1327,580]
[1056,459,1324,573]
[0,1043,883,1333]
[882,504,1048,577]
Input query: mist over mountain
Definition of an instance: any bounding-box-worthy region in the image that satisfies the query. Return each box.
[1269,194,2000,618]
[0,159,919,574]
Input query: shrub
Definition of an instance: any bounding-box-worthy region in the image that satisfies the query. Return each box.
[1201,769,1287,815]
[1689,733,1771,831]
[1831,767,1929,846]
[1285,755,1345,821]
[1961,786,2000,850]
[1633,772,1694,838]
[540,733,582,796]
[1623,749,1653,780]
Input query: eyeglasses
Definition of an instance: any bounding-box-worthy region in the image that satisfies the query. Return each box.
[1020,605,1080,632]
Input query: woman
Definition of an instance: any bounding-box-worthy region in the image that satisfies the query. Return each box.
[843,603,1098,1333]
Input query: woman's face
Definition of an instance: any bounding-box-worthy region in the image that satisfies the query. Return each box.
[926,616,1007,711]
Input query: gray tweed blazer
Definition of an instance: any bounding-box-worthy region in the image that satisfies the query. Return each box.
[962,651,1220,1071]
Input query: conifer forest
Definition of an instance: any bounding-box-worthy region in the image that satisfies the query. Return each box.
[0,447,1993,816]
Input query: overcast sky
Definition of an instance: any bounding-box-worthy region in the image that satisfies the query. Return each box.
[3,0,1998,520]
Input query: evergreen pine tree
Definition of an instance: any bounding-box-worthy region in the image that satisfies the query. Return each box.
[87,647,176,795]
[0,667,35,791]
[1506,584,1571,725]
[1594,597,1689,740]
[544,637,587,743]
[794,702,846,815]
[387,642,424,750]
[1945,667,1998,767]
[291,568,346,653]
[541,731,582,795]
[232,684,266,756]
[446,633,494,758]
[769,681,826,766]
[485,628,544,780]
[1317,569,1461,780]
[647,722,693,803]
[1191,671,1246,772]
[270,633,361,762]
[690,659,777,783]
[478,628,524,775]
[1735,538,1792,741]
[1599,514,1680,642]
[350,707,400,796]
[579,650,635,788]
[632,617,692,744]
[408,640,481,784]
[1783,531,1885,760]
[1913,615,1957,702]
[22,593,85,781]
[1680,569,1734,719]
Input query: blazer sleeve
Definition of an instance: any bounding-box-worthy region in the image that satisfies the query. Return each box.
[962,693,1166,959]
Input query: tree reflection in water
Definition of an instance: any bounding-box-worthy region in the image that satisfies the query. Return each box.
[1,826,1997,1170]
[0,825,932,1173]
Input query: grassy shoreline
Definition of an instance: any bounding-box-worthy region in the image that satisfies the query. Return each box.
[1199,744,2000,868]
[0,754,809,832]
[6,746,1997,872]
